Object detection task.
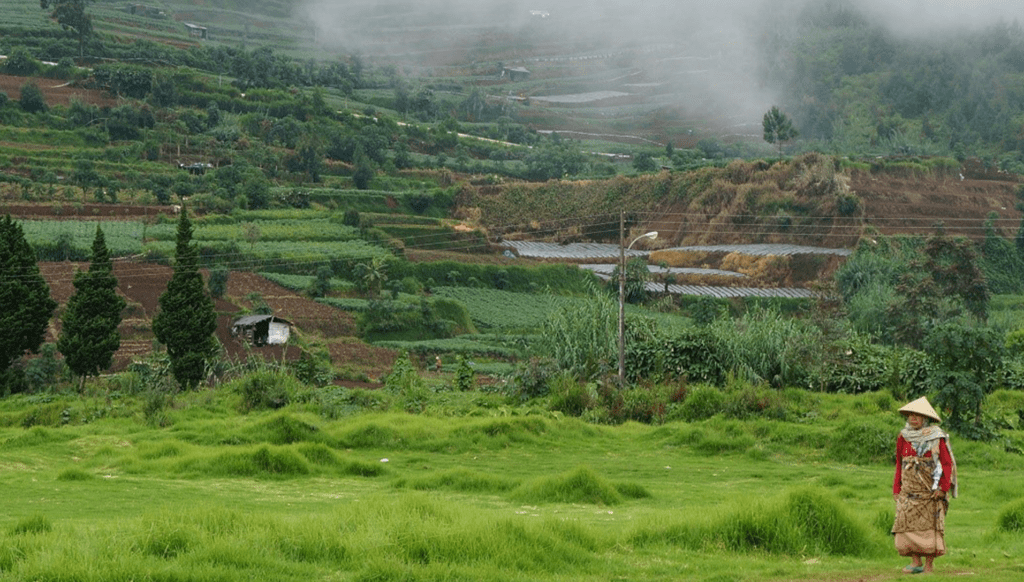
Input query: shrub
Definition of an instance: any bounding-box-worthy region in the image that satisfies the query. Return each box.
[505,357,559,402]
[236,371,295,411]
[997,498,1024,532]
[614,386,666,424]
[722,379,787,420]
[207,267,229,299]
[452,355,475,391]
[675,384,725,421]
[549,375,597,416]
[19,82,47,114]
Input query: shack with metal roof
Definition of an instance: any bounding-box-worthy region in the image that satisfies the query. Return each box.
[231,315,291,346]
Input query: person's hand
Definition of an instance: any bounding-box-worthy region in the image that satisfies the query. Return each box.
[893,494,899,502]
[931,489,945,500]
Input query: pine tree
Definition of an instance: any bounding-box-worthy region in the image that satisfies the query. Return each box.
[152,208,218,389]
[58,225,125,387]
[0,215,57,373]
[762,105,799,155]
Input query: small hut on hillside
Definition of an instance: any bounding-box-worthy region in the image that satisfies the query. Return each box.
[184,23,208,40]
[501,66,530,81]
[231,315,291,346]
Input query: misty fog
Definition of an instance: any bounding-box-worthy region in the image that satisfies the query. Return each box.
[296,0,1024,140]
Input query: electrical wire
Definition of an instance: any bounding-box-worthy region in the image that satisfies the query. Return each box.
[2,207,1021,285]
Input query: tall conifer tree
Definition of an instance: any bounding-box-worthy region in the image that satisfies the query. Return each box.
[58,225,125,387]
[0,215,57,375]
[152,208,217,388]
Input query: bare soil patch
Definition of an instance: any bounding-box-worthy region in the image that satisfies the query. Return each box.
[850,172,1021,240]
[0,74,117,108]
[37,262,395,378]
[0,202,179,220]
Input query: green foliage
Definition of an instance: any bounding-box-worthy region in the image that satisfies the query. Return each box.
[549,377,598,417]
[924,321,1005,437]
[0,216,57,375]
[997,498,1024,532]
[18,81,46,114]
[981,214,1024,294]
[431,286,575,331]
[607,257,651,305]
[762,106,799,154]
[23,343,68,392]
[634,325,729,385]
[235,370,295,412]
[41,0,93,59]
[452,356,475,391]
[357,296,469,341]
[812,333,892,393]
[9,515,52,536]
[512,466,627,505]
[382,352,431,412]
[207,267,229,299]
[2,47,40,76]
[58,225,125,383]
[630,487,876,557]
[152,209,218,389]
[399,261,593,294]
[536,284,617,380]
[289,350,335,388]
[673,384,726,421]
[505,357,560,402]
[307,265,333,298]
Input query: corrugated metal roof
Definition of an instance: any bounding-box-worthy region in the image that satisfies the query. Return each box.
[233,315,291,326]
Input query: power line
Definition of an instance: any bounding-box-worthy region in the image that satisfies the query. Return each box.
[4,209,1022,285]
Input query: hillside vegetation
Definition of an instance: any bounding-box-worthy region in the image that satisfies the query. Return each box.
[1,3,1024,579]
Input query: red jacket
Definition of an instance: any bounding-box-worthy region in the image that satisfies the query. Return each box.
[893,435,953,495]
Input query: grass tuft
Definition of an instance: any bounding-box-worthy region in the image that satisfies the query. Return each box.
[56,467,93,481]
[628,487,882,557]
[395,468,518,493]
[997,498,1024,532]
[252,413,328,446]
[206,445,311,478]
[512,466,624,505]
[9,515,52,536]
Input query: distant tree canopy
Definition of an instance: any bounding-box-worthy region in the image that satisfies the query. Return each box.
[759,2,1024,160]
[40,0,93,60]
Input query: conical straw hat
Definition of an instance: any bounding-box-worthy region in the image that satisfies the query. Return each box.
[899,396,941,422]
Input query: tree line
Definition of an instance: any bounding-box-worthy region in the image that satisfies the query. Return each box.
[760,2,1024,167]
[0,210,216,392]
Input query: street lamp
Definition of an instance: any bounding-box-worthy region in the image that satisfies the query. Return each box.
[618,229,657,384]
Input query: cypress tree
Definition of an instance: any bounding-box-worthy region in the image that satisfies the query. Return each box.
[0,215,57,374]
[58,225,126,387]
[152,208,218,388]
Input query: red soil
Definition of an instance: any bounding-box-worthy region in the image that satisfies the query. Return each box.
[0,74,118,108]
[37,261,395,385]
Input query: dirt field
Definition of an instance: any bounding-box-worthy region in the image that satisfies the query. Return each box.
[852,172,1021,239]
[0,74,118,108]
[38,261,395,386]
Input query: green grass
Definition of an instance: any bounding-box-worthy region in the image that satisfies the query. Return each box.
[0,388,1022,581]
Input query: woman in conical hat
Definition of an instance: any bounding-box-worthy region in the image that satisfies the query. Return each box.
[892,396,958,574]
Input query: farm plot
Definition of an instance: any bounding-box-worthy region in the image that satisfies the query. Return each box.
[18,219,147,256]
[430,286,578,332]
[146,219,360,243]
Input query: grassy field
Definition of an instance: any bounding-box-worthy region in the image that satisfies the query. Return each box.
[0,387,1022,581]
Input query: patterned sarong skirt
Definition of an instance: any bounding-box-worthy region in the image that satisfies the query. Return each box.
[892,455,946,557]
